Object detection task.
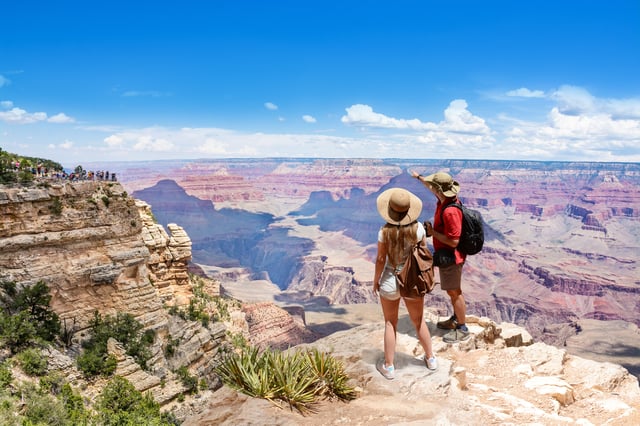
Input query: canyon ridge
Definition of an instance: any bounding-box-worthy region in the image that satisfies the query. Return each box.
[87,157,640,379]
[1,169,639,424]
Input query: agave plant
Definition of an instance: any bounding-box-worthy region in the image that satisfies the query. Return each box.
[215,345,357,415]
[305,348,357,401]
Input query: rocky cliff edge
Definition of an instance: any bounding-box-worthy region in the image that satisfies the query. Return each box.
[186,313,640,425]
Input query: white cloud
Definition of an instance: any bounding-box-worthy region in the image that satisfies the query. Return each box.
[0,105,74,124]
[499,104,640,161]
[264,102,278,110]
[302,114,316,123]
[104,128,176,152]
[104,135,124,147]
[48,140,73,150]
[604,98,640,119]
[133,136,174,151]
[506,87,545,98]
[15,84,640,164]
[341,104,432,130]
[0,75,9,88]
[551,85,596,114]
[0,107,47,124]
[341,100,490,135]
[48,113,75,123]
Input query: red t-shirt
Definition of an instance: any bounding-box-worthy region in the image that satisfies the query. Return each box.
[433,198,466,264]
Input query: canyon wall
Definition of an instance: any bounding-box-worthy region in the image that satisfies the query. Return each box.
[116,158,639,372]
[2,176,639,424]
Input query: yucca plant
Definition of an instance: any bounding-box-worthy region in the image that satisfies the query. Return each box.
[216,346,279,400]
[215,345,357,415]
[305,348,357,401]
[269,349,318,414]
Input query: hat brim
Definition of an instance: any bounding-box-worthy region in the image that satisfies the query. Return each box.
[423,173,460,198]
[376,188,423,225]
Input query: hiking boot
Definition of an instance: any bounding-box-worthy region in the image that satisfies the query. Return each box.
[437,315,458,330]
[443,328,471,343]
[376,360,395,380]
[424,355,438,371]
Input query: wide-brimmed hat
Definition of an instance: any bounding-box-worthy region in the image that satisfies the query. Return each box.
[376,188,422,226]
[423,172,460,197]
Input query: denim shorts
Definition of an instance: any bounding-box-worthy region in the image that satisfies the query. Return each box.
[378,266,401,301]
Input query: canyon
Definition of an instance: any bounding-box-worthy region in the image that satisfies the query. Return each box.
[90,157,640,378]
[1,170,639,424]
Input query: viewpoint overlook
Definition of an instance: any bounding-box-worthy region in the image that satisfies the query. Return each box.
[1,157,639,424]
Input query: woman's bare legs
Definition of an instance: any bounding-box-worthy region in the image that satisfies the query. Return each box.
[379,296,400,367]
[404,297,435,359]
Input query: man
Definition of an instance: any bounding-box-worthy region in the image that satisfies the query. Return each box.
[413,171,470,342]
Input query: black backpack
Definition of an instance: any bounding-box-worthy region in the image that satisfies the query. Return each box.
[441,201,484,255]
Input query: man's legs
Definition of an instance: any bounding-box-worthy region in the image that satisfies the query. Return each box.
[447,289,466,326]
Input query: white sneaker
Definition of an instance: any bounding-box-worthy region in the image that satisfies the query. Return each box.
[377,360,395,380]
[425,355,438,371]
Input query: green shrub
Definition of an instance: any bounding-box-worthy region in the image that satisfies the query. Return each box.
[59,383,90,424]
[164,335,180,358]
[227,331,249,350]
[77,347,117,378]
[101,195,110,207]
[17,170,34,184]
[175,366,198,394]
[19,383,69,426]
[38,371,66,395]
[0,310,38,353]
[16,348,47,376]
[0,280,60,352]
[96,376,176,425]
[50,196,63,216]
[0,361,12,389]
[216,346,357,414]
[77,311,153,378]
[0,393,20,426]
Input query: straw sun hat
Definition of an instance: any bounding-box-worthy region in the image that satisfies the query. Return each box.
[421,172,460,198]
[376,188,422,226]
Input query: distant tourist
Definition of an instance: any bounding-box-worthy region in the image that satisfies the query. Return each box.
[413,171,470,343]
[373,188,438,380]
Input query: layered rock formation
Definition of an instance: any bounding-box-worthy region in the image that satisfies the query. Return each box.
[0,181,192,329]
[242,302,319,350]
[0,180,229,418]
[111,158,640,379]
[2,176,639,424]
[185,315,640,425]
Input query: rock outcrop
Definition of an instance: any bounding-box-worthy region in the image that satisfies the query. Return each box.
[0,181,195,330]
[242,302,319,350]
[185,315,640,425]
[0,180,231,419]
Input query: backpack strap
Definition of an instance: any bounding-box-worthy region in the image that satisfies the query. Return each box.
[439,200,462,225]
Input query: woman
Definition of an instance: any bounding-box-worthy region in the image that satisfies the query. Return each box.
[373,187,438,380]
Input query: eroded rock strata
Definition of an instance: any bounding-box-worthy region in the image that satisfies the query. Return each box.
[121,159,640,375]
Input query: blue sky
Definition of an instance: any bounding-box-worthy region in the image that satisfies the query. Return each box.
[1,1,639,167]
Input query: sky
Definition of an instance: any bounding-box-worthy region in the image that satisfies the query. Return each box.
[1,0,639,167]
